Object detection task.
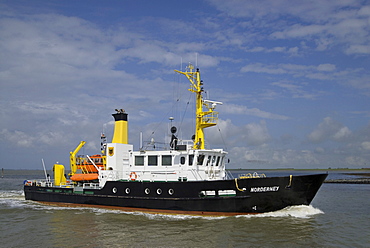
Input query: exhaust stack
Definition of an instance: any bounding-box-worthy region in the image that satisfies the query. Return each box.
[112,109,128,144]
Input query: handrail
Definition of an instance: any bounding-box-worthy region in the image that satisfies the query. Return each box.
[234,178,246,192]
[239,172,266,179]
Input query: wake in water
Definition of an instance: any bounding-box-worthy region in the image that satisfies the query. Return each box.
[134,205,324,220]
[236,205,324,219]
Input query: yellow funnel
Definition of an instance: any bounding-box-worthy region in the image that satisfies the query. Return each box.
[112,110,128,144]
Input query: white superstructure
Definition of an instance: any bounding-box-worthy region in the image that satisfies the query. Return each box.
[99,139,227,187]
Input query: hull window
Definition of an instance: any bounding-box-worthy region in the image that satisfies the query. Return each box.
[219,190,236,197]
[200,190,216,197]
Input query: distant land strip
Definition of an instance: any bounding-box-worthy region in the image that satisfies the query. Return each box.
[325,173,370,184]
[324,179,370,184]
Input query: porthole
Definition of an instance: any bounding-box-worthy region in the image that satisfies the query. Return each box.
[168,188,174,195]
[112,187,117,194]
[145,188,150,195]
[156,188,162,195]
[125,188,130,194]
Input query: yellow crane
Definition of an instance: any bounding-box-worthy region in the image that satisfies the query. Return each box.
[69,141,86,176]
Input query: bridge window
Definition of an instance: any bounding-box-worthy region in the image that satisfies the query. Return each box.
[216,156,221,166]
[197,155,205,165]
[219,157,224,166]
[148,155,158,166]
[180,156,185,165]
[206,156,211,166]
[189,155,194,166]
[162,155,172,166]
[211,156,216,166]
[135,156,144,166]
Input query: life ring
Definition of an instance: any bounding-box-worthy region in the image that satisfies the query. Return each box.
[129,172,138,181]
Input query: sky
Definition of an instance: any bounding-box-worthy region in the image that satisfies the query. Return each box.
[1,0,369,170]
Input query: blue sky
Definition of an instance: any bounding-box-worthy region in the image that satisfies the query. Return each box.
[1,0,369,170]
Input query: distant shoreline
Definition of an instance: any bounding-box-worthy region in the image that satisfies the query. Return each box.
[324,178,370,184]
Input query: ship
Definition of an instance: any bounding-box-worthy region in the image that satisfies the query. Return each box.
[24,64,327,216]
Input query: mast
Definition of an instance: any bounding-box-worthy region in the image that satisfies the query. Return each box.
[175,63,222,149]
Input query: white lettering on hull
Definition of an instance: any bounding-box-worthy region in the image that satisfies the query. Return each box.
[250,186,279,193]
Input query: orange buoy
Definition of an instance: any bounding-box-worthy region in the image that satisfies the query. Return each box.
[129,172,137,181]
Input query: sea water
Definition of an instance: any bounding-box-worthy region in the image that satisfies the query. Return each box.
[0,170,369,248]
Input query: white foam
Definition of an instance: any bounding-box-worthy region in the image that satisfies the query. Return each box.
[131,211,226,221]
[236,205,324,219]
[85,207,226,220]
[0,190,24,198]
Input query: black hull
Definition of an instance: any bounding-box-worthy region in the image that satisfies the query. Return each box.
[24,174,327,215]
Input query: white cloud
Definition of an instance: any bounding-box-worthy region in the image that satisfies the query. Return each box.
[241,62,338,77]
[245,46,299,55]
[241,63,286,74]
[345,156,367,166]
[345,45,370,55]
[206,119,271,147]
[208,0,360,20]
[317,64,336,72]
[358,5,370,16]
[240,62,370,95]
[333,127,352,141]
[361,141,370,150]
[219,104,289,120]
[227,146,325,168]
[243,121,271,146]
[271,81,323,99]
[308,117,352,143]
[1,129,35,147]
[271,24,327,39]
[208,0,370,55]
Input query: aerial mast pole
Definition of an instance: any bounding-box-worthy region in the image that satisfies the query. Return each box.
[175,63,221,149]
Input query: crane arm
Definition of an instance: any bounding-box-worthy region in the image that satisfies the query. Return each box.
[69,141,86,176]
